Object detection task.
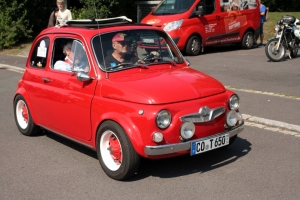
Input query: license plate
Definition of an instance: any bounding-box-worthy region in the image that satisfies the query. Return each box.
[142,38,154,43]
[191,133,229,155]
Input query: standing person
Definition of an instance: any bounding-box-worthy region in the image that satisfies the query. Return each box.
[258,0,267,46]
[47,8,59,27]
[56,0,72,26]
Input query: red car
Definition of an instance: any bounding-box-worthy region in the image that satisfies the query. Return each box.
[13,16,244,180]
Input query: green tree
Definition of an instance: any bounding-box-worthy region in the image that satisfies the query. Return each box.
[0,0,32,49]
[75,0,138,22]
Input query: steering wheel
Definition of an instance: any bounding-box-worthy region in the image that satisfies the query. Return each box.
[143,53,155,61]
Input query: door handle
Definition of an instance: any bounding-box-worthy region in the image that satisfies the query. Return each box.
[216,15,220,20]
[42,77,51,83]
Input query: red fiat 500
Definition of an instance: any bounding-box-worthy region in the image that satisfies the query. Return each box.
[13,16,244,180]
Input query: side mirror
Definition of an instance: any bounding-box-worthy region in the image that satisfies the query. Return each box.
[196,6,204,17]
[76,71,94,82]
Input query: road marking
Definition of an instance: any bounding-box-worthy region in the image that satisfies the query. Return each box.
[1,64,300,136]
[226,86,300,100]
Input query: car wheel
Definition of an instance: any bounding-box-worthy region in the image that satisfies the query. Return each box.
[14,95,40,136]
[241,31,254,49]
[96,121,140,180]
[185,35,201,56]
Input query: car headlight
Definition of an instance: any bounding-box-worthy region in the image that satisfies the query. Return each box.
[226,110,240,127]
[163,19,183,32]
[180,122,195,140]
[229,94,240,110]
[156,110,171,129]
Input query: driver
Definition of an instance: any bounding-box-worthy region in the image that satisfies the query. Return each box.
[104,33,141,68]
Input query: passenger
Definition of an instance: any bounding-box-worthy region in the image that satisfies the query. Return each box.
[56,0,72,26]
[73,48,90,73]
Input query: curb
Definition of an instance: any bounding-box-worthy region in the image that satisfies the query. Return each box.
[243,114,300,136]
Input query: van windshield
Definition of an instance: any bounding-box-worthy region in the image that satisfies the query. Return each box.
[152,0,195,15]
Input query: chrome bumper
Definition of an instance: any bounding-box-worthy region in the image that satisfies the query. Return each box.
[144,121,244,156]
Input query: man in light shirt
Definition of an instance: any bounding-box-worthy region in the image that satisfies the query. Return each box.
[56,0,72,26]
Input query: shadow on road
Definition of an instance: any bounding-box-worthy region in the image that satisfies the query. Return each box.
[129,137,251,181]
[43,130,251,181]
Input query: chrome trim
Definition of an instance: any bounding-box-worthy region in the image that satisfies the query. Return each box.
[180,106,225,123]
[144,121,244,156]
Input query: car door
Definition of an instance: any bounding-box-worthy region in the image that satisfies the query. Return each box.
[24,36,50,126]
[40,35,97,141]
[196,0,222,46]
[218,0,246,44]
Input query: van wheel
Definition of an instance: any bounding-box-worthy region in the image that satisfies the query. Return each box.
[185,35,201,56]
[96,121,140,180]
[241,31,254,49]
[14,95,40,136]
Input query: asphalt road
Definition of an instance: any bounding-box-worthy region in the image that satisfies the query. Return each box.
[0,45,300,199]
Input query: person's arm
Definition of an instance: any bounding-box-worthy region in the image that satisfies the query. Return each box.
[260,5,266,16]
[47,12,55,27]
[265,7,269,21]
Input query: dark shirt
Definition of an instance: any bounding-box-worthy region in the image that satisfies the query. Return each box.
[104,53,139,68]
[48,11,57,27]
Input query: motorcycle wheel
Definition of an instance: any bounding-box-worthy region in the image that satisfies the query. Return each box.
[265,38,286,62]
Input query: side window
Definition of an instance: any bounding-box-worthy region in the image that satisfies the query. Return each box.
[30,37,50,68]
[221,0,244,12]
[52,38,90,73]
[205,0,216,14]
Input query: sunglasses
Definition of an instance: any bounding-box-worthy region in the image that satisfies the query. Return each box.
[116,41,130,46]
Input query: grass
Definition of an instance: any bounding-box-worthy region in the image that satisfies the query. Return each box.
[264,12,300,42]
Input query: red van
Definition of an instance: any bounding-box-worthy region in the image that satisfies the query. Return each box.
[141,0,260,56]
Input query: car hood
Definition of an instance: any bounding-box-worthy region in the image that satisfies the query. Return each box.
[101,67,225,104]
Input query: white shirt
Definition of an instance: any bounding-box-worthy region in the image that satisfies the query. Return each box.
[56,9,72,26]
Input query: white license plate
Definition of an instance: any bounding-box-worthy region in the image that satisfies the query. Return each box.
[191,133,229,155]
[142,38,154,43]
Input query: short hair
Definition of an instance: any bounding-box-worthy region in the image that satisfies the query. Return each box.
[57,0,65,3]
[63,42,72,54]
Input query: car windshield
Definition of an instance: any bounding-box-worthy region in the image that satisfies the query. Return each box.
[152,0,195,15]
[92,29,184,72]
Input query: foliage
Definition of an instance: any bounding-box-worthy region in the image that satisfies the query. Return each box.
[74,0,138,22]
[0,0,32,50]
[262,0,300,12]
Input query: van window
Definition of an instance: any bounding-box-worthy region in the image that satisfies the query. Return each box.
[198,0,216,15]
[152,0,195,15]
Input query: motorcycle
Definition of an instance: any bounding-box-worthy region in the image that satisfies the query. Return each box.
[265,15,300,62]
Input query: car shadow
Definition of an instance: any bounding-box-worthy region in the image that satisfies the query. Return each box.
[43,130,251,181]
[127,137,251,181]
[45,130,98,159]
